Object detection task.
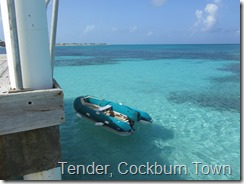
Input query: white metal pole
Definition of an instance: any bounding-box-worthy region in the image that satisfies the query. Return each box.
[50,0,59,75]
[14,0,53,90]
[0,0,23,89]
[5,0,23,90]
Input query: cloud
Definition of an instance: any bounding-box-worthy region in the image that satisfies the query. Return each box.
[195,10,203,20]
[129,25,137,32]
[193,0,221,32]
[84,25,95,33]
[204,4,218,30]
[151,0,167,7]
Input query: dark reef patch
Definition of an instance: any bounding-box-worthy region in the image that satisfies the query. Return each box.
[210,75,240,83]
[167,90,240,112]
[209,63,240,83]
[217,63,240,74]
[54,44,240,67]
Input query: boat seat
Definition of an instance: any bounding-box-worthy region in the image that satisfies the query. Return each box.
[97,105,112,112]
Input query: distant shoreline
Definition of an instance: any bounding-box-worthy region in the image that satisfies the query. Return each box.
[55,43,240,47]
[56,43,108,46]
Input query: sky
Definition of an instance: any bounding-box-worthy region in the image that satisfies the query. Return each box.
[0,0,241,44]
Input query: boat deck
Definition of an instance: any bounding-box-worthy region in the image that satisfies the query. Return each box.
[82,99,129,122]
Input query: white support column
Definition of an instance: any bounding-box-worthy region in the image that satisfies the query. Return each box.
[23,167,61,180]
[14,0,53,90]
[14,0,59,179]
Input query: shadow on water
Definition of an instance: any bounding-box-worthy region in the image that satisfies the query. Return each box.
[59,98,183,181]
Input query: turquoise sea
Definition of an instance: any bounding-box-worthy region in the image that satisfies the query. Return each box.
[54,45,240,180]
[55,44,239,180]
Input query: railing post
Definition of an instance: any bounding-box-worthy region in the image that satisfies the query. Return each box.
[50,0,59,75]
[0,0,23,90]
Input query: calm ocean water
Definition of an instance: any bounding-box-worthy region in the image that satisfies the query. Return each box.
[53,44,240,180]
[2,44,239,180]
